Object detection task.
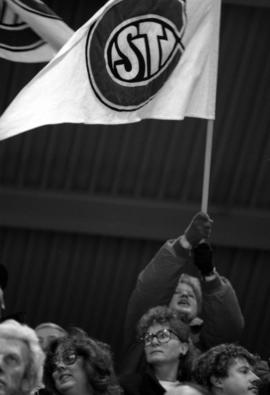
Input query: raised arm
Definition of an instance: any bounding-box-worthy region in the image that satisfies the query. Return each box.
[123,212,212,354]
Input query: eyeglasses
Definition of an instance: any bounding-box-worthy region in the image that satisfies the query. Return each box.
[142,328,179,346]
[51,350,78,371]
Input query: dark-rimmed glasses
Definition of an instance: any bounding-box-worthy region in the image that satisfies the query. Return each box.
[142,328,179,346]
[51,349,78,371]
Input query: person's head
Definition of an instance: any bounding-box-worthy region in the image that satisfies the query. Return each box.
[35,322,67,353]
[44,327,121,395]
[138,306,195,380]
[166,383,211,395]
[0,319,45,395]
[169,274,202,322]
[192,344,260,395]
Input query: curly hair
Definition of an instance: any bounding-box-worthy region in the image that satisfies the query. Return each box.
[137,305,190,341]
[44,327,121,395]
[192,343,258,389]
[137,306,199,381]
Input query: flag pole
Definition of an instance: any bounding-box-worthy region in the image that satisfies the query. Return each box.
[201,119,214,213]
[200,0,221,214]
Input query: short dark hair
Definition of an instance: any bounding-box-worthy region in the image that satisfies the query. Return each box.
[44,327,121,395]
[192,343,257,389]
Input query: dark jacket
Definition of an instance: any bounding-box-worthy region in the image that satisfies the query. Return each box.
[120,369,166,395]
[120,239,244,374]
[0,264,8,289]
[259,383,270,395]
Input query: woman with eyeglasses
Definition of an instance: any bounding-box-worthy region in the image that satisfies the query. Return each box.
[119,306,199,395]
[43,327,122,395]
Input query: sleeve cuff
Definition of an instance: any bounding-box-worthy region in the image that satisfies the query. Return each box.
[201,272,222,293]
[171,237,191,258]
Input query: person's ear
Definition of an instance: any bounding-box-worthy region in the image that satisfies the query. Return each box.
[210,375,224,390]
[178,342,189,356]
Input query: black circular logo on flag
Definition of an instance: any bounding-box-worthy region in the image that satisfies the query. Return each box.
[86,0,186,111]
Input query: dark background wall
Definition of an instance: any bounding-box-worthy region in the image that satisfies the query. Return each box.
[0,0,270,366]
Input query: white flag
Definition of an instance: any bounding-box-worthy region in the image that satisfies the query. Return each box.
[0,0,221,140]
[0,0,74,63]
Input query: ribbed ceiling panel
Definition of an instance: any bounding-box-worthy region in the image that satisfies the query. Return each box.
[211,5,270,208]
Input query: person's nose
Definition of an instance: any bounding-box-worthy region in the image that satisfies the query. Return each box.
[54,360,67,371]
[180,290,188,297]
[249,371,260,384]
[251,371,259,380]
[0,355,4,371]
[149,335,159,346]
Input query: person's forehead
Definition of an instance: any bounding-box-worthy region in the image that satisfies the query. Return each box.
[175,282,194,293]
[36,326,64,339]
[54,339,76,356]
[0,337,29,358]
[147,322,169,334]
[229,357,252,371]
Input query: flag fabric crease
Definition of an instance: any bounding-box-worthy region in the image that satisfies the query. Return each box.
[0,0,74,63]
[0,0,221,140]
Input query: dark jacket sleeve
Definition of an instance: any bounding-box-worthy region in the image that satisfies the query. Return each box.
[199,273,245,349]
[119,371,166,395]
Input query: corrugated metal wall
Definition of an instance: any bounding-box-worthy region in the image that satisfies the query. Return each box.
[0,0,270,367]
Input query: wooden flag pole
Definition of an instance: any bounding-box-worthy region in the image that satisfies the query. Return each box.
[201,119,214,213]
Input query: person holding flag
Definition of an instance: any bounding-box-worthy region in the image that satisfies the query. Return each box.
[119,212,244,374]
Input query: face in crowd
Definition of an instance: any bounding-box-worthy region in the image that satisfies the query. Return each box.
[35,323,66,353]
[169,281,199,321]
[0,337,30,395]
[44,330,120,395]
[143,322,188,367]
[213,358,259,395]
[192,343,260,395]
[50,343,90,395]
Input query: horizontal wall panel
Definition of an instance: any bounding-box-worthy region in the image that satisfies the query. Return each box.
[1,188,270,250]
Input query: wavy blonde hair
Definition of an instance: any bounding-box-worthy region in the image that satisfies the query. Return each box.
[0,319,45,393]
